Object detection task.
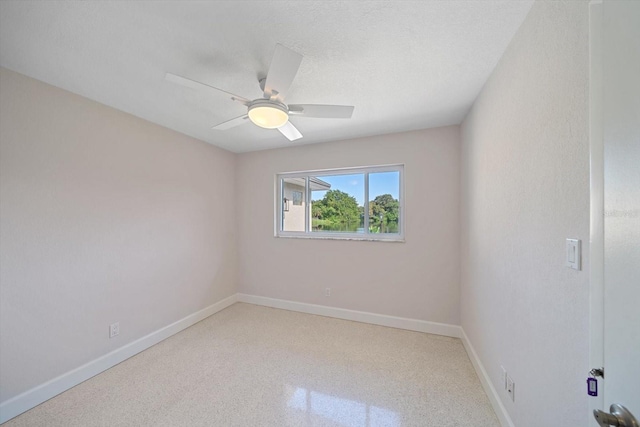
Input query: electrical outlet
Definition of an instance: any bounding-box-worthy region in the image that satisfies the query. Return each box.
[501,366,507,390]
[325,288,331,297]
[506,375,515,401]
[109,322,120,338]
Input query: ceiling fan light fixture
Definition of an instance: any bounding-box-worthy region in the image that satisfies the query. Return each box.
[247,100,289,129]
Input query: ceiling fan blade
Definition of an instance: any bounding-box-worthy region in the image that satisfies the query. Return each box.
[212,115,250,130]
[277,121,303,141]
[288,104,354,119]
[165,73,250,105]
[263,44,303,101]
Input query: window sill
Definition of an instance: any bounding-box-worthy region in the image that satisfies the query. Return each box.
[275,234,405,243]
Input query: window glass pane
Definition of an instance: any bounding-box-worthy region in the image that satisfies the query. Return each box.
[310,174,365,233]
[368,171,400,234]
[292,191,303,205]
[282,177,306,232]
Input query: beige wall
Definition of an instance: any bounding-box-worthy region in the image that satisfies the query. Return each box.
[0,68,237,402]
[460,1,590,426]
[236,127,461,324]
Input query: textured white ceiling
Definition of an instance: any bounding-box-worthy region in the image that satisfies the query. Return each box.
[0,1,533,153]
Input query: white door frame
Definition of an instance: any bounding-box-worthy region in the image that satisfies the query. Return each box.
[588,0,605,423]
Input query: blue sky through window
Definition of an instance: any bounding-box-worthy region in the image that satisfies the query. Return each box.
[311,171,399,206]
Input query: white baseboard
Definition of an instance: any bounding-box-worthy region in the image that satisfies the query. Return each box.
[460,329,514,427]
[0,293,238,424]
[237,293,462,338]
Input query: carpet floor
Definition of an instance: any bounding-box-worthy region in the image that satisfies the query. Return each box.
[3,303,499,426]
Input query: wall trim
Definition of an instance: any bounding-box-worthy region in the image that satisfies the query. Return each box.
[237,293,462,338]
[460,329,514,427]
[0,294,238,424]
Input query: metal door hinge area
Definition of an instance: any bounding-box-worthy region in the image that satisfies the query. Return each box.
[593,404,639,427]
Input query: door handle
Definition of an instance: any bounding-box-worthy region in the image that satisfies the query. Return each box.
[594,404,639,427]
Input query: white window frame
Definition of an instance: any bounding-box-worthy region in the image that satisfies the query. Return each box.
[275,164,404,242]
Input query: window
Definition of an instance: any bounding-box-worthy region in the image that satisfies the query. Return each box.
[277,165,403,241]
[292,191,303,206]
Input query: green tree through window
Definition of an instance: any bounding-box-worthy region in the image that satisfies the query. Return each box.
[312,190,399,233]
[312,190,360,229]
[369,194,399,233]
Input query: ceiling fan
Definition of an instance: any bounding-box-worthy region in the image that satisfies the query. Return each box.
[165,44,355,141]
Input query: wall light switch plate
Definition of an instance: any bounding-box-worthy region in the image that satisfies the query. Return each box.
[566,239,581,270]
